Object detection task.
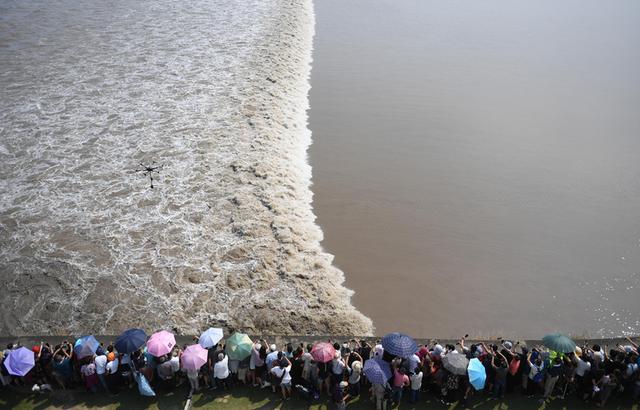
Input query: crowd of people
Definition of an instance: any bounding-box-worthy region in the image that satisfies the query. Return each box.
[1,331,639,409]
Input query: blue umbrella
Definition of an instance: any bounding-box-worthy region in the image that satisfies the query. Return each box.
[74,335,100,359]
[115,328,147,354]
[363,357,392,385]
[468,358,486,390]
[381,332,418,358]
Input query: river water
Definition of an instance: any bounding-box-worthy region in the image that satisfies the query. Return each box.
[309,0,640,338]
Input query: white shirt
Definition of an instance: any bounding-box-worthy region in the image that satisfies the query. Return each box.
[410,372,423,390]
[170,356,180,372]
[106,358,119,375]
[94,355,107,375]
[301,352,313,372]
[214,355,229,379]
[576,359,591,377]
[271,365,292,384]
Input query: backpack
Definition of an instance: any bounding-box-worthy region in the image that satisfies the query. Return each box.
[531,365,544,383]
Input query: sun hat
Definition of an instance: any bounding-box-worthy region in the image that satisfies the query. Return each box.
[352,360,362,371]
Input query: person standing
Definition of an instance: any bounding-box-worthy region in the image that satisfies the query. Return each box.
[214,353,230,390]
[94,352,109,393]
[410,366,423,403]
[544,356,564,399]
[270,356,292,400]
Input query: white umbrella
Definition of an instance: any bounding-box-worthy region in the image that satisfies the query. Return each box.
[199,328,223,349]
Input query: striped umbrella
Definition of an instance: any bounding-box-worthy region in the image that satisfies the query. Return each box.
[381,332,418,358]
[363,357,392,385]
[311,342,336,363]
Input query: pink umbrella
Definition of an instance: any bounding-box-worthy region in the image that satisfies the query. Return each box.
[181,344,208,370]
[147,330,176,357]
[311,342,336,363]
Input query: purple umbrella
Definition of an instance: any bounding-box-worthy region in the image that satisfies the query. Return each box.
[5,347,35,376]
[363,357,392,385]
[181,344,208,370]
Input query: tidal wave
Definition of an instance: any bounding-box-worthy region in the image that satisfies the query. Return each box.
[0,0,373,336]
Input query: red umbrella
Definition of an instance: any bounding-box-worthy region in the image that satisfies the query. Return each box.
[311,342,336,363]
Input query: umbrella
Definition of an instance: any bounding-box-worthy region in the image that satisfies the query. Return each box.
[311,342,336,363]
[115,328,148,354]
[4,347,35,376]
[467,358,486,390]
[381,332,418,358]
[199,327,224,349]
[542,333,576,353]
[225,332,253,361]
[363,357,392,385]
[74,335,100,359]
[181,344,208,370]
[442,353,469,375]
[147,330,176,357]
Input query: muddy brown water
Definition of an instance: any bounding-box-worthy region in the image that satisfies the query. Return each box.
[309,0,640,338]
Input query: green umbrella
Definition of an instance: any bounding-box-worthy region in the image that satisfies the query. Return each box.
[224,332,253,360]
[542,333,576,353]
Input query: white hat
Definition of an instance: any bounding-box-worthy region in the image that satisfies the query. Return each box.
[270,344,276,352]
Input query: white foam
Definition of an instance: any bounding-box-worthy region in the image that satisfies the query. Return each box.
[0,0,373,336]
